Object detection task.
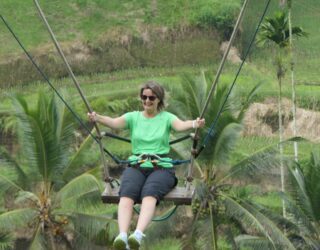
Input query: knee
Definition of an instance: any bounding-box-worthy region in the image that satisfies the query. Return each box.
[141,196,157,205]
[119,197,134,208]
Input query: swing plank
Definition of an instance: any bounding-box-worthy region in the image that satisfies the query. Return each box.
[101,186,195,205]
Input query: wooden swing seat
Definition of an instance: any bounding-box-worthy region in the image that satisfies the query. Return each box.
[101,185,195,205]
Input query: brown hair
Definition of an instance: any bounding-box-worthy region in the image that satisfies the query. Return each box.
[140,81,165,111]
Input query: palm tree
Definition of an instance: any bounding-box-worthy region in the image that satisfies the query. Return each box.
[164,72,298,249]
[282,149,320,248]
[280,0,306,163]
[0,91,115,249]
[285,0,299,163]
[257,10,306,217]
[166,71,251,169]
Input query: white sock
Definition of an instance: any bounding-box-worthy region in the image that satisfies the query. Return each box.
[133,229,145,240]
[119,232,128,240]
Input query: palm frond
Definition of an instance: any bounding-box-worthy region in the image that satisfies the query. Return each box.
[279,193,319,237]
[295,235,320,250]
[304,150,320,221]
[63,186,114,214]
[10,92,76,184]
[286,164,315,220]
[235,235,273,250]
[48,93,76,179]
[35,92,75,182]
[0,232,14,250]
[222,194,296,249]
[62,132,96,182]
[56,173,102,208]
[222,142,281,184]
[29,224,46,250]
[204,84,232,123]
[180,73,204,116]
[14,191,40,207]
[198,70,209,109]
[167,72,208,120]
[69,212,115,248]
[237,81,264,121]
[0,147,28,185]
[0,208,38,231]
[0,170,23,194]
[11,94,43,180]
[182,219,213,250]
[213,122,242,165]
[165,84,188,120]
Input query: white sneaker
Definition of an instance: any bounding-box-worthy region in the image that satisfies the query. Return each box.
[128,231,145,249]
[113,233,129,250]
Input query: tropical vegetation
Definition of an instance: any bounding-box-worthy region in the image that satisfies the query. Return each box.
[257,9,306,217]
[0,0,319,249]
[0,91,116,249]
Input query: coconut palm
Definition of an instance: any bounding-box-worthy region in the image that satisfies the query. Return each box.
[0,91,115,249]
[280,0,307,163]
[285,0,299,162]
[288,2,299,165]
[166,71,252,167]
[257,10,306,217]
[283,149,320,249]
[163,72,299,249]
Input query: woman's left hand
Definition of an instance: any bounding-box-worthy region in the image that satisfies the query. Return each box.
[193,117,205,128]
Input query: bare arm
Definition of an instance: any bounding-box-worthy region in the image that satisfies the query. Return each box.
[172,117,205,132]
[87,112,126,129]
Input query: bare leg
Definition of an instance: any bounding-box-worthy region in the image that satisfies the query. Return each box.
[136,196,157,232]
[118,197,134,233]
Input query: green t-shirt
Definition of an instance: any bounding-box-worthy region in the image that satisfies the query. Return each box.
[124,111,177,168]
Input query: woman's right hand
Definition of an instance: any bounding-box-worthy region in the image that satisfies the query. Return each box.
[87,111,98,122]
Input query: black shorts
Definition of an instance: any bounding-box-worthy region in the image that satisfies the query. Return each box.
[119,166,177,204]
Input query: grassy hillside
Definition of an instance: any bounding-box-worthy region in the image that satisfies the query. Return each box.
[0,0,319,109]
[0,0,240,56]
[1,0,319,88]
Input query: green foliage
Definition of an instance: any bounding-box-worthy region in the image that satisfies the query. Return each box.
[167,71,299,248]
[0,232,13,250]
[146,238,182,250]
[166,71,258,166]
[190,0,241,38]
[257,11,307,48]
[284,150,320,247]
[0,91,116,249]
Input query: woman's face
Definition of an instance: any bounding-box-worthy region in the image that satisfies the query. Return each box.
[141,88,160,113]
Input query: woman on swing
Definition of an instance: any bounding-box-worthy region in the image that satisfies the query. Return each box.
[88,81,205,250]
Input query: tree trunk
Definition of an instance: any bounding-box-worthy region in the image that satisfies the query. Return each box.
[278,75,286,218]
[288,3,299,162]
[209,204,218,250]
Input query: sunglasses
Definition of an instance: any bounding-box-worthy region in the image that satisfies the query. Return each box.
[141,95,157,101]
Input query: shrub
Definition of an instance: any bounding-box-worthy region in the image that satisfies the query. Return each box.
[190,0,241,39]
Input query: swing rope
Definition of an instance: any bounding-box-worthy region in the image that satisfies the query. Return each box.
[186,0,250,192]
[32,0,113,186]
[196,0,272,158]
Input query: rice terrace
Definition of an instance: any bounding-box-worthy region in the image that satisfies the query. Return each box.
[0,0,319,249]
